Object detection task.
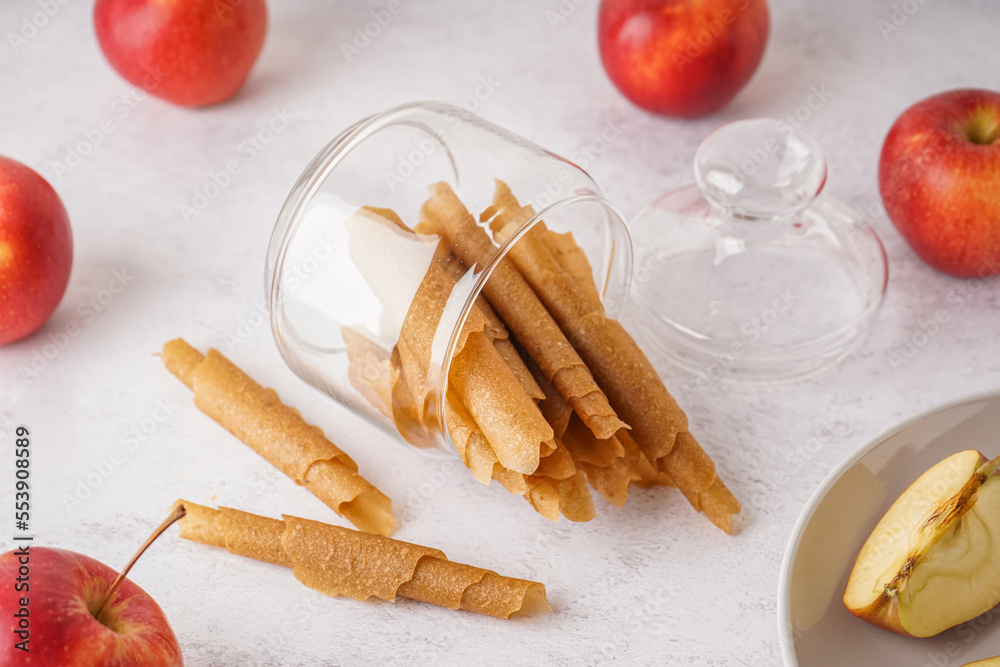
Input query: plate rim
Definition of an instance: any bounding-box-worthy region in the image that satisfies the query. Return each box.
[776,386,1000,666]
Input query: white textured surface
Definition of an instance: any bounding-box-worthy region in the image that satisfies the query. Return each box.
[2,1,1000,665]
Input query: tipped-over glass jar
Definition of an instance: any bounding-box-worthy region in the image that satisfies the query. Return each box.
[264,101,632,454]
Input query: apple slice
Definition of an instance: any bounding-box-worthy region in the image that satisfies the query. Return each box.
[844,449,1000,637]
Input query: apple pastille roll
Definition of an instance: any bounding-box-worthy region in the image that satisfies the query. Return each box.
[342,326,395,422]
[344,328,534,497]
[524,214,678,505]
[174,500,550,619]
[161,339,395,536]
[344,323,529,495]
[417,182,627,443]
[448,312,596,520]
[485,181,740,533]
[445,388,525,493]
[471,295,546,404]
[430,232,548,406]
[528,358,650,507]
[344,206,554,476]
[446,386,592,521]
[514,217,675,488]
[343,207,593,520]
[417,185,640,517]
[480,190,605,314]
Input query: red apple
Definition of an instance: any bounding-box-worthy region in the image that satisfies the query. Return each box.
[94,0,268,108]
[598,0,769,118]
[0,156,73,346]
[0,547,182,665]
[879,88,1000,278]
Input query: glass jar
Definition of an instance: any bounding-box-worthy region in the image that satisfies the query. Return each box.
[264,101,632,455]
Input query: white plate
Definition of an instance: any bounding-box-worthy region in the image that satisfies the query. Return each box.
[778,389,1000,667]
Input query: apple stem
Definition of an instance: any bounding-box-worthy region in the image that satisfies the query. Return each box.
[967,108,1000,145]
[93,503,187,622]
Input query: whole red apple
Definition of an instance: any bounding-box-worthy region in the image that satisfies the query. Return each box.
[598,0,769,118]
[880,88,1000,278]
[94,0,268,108]
[0,156,73,346]
[0,547,183,666]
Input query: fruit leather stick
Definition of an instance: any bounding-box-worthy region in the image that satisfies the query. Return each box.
[345,207,553,475]
[344,207,455,448]
[438,246,546,406]
[161,339,394,537]
[445,379,590,521]
[343,309,533,499]
[522,472,595,522]
[534,439,576,480]
[618,429,674,489]
[558,471,596,522]
[342,290,586,521]
[342,326,394,421]
[175,501,550,620]
[526,346,660,510]
[487,185,741,533]
[343,325,446,454]
[418,182,625,442]
[344,206,472,449]
[528,355,629,475]
[482,181,603,313]
[434,237,540,398]
[540,228,604,313]
[445,388,526,494]
[469,299,554,459]
[446,388,591,521]
[474,296,545,402]
[343,325,448,452]
[448,330,552,475]
[344,308,523,493]
[540,454,595,523]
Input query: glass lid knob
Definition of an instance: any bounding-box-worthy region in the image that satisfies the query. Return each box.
[694,118,828,219]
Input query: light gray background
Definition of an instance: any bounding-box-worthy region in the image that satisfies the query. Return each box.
[2,0,999,665]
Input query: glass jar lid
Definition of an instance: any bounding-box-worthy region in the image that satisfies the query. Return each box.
[626,118,888,385]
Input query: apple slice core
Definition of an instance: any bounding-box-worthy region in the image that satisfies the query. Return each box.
[899,472,1000,636]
